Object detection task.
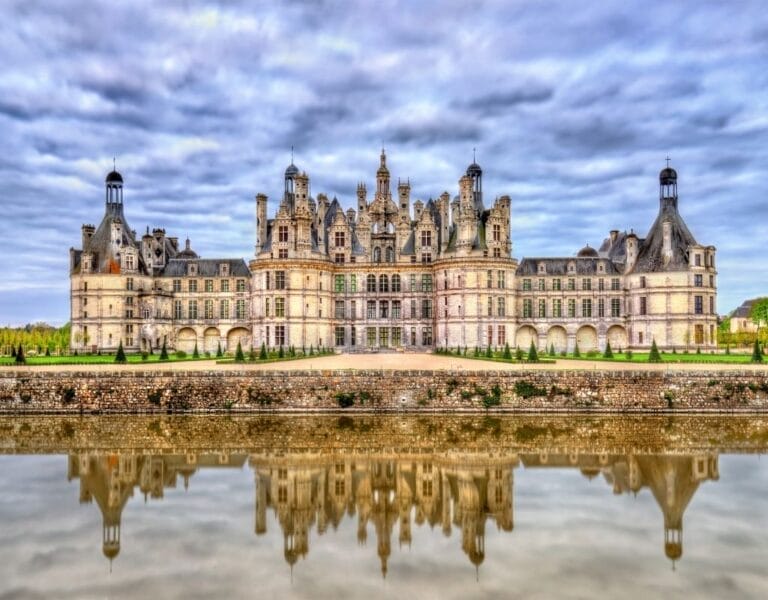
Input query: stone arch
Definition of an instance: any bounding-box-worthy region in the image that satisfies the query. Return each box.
[203,327,220,354]
[576,325,598,352]
[176,327,197,353]
[546,326,567,353]
[226,327,250,352]
[606,325,628,351]
[515,325,538,351]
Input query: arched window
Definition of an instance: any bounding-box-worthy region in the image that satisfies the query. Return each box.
[367,274,376,292]
[391,274,401,292]
[373,247,381,263]
[385,247,394,262]
[379,274,389,292]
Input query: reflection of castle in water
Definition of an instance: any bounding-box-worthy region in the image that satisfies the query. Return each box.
[67,449,718,572]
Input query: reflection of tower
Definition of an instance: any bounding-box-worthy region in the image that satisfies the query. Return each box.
[456,474,485,569]
[371,460,397,578]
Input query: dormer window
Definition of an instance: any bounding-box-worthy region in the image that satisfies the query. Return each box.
[188,263,197,276]
[278,225,289,243]
[538,263,546,274]
[220,263,229,276]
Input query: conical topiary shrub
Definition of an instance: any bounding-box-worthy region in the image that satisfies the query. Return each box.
[751,339,763,363]
[549,343,555,356]
[503,342,512,360]
[216,342,223,358]
[573,343,580,358]
[259,342,267,360]
[649,339,662,363]
[15,344,25,364]
[160,339,169,360]
[115,340,127,364]
[528,341,539,362]
[603,341,613,359]
[235,341,245,362]
[192,342,199,359]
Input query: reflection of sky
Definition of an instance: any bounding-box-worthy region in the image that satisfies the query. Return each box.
[0,455,765,599]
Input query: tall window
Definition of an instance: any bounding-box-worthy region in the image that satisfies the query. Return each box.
[487,270,493,288]
[335,326,345,346]
[640,296,647,315]
[335,275,345,293]
[538,278,545,291]
[204,299,214,319]
[611,298,621,317]
[335,253,345,264]
[237,279,246,292]
[350,300,356,320]
[497,325,506,346]
[392,300,401,319]
[173,279,181,292]
[582,278,591,291]
[367,300,376,319]
[275,325,285,346]
[694,274,703,287]
[379,300,389,318]
[597,298,605,318]
[421,274,433,292]
[538,299,546,318]
[487,296,493,317]
[235,299,246,319]
[367,274,376,292]
[274,272,285,290]
[694,295,703,315]
[421,230,432,247]
[611,278,620,291]
[493,223,501,242]
[640,276,647,288]
[553,278,561,291]
[598,278,605,291]
[421,299,432,318]
[373,247,381,263]
[335,231,345,247]
[497,297,506,317]
[392,327,402,346]
[220,299,229,319]
[386,247,394,263]
[522,278,531,291]
[188,300,198,319]
[379,274,389,292]
[275,298,285,317]
[523,299,532,318]
[350,274,357,292]
[205,280,213,292]
[174,300,183,319]
[278,248,288,259]
[553,299,562,318]
[421,252,432,264]
[391,274,401,292]
[278,226,289,242]
[189,280,197,292]
[498,271,505,289]
[422,326,433,346]
[220,279,229,292]
[367,327,376,347]
[568,299,576,317]
[567,278,575,291]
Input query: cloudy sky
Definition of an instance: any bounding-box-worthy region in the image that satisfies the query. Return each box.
[1,0,766,325]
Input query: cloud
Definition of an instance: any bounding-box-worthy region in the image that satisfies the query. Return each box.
[0,0,767,323]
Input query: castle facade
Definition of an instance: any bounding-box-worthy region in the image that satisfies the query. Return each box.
[69,152,717,353]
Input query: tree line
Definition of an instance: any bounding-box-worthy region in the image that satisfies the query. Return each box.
[0,322,71,355]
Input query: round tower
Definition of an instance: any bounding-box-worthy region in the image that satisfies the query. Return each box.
[105,166,123,208]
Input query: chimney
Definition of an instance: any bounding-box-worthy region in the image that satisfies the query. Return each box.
[81,224,95,249]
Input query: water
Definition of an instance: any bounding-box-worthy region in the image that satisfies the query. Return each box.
[0,415,766,599]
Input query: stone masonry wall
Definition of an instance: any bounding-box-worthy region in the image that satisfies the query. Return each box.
[1,369,768,413]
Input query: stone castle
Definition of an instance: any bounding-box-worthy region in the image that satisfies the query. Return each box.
[69,152,717,353]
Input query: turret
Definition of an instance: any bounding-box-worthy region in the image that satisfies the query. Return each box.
[357,183,367,213]
[439,192,450,251]
[294,172,309,212]
[466,157,483,213]
[662,219,673,266]
[398,179,411,218]
[626,231,638,271]
[376,148,390,201]
[317,194,329,248]
[659,162,678,210]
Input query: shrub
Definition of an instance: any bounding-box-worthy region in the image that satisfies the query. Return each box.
[751,340,763,363]
[309,344,315,356]
[160,340,169,361]
[527,341,539,362]
[11,346,16,358]
[114,341,127,364]
[235,341,245,362]
[141,352,149,361]
[603,341,613,359]
[175,350,187,359]
[514,380,547,398]
[15,344,25,364]
[485,346,492,358]
[586,350,599,358]
[515,347,524,361]
[503,343,512,360]
[192,342,200,359]
[278,345,284,358]
[549,343,555,356]
[573,343,580,358]
[45,347,51,357]
[335,392,355,408]
[696,347,702,355]
[725,344,731,355]
[216,342,223,358]
[248,347,256,361]
[259,342,268,360]
[649,340,662,363]
[625,349,633,360]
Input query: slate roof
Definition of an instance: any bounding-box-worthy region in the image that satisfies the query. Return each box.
[731,298,767,319]
[158,258,250,278]
[516,257,622,276]
[634,198,698,273]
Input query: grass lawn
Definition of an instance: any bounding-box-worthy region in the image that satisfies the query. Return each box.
[0,353,218,366]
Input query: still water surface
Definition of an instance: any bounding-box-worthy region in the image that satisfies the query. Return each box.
[0,415,766,599]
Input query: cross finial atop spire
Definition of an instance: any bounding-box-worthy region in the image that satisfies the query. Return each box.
[113,157,116,171]
[665,155,671,167]
[473,147,476,162]
[290,145,294,164]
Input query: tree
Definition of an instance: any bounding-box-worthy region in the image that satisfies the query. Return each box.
[750,298,768,341]
[45,347,50,356]
[527,341,539,362]
[573,342,580,358]
[235,341,245,362]
[115,340,127,364]
[192,342,200,359]
[278,345,284,358]
[603,341,613,359]
[160,339,169,360]
[648,339,662,363]
[502,342,512,360]
[259,342,268,360]
[216,342,223,358]
[15,344,25,364]
[751,339,763,363]
[549,343,555,356]
[10,346,16,358]
[485,346,492,358]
